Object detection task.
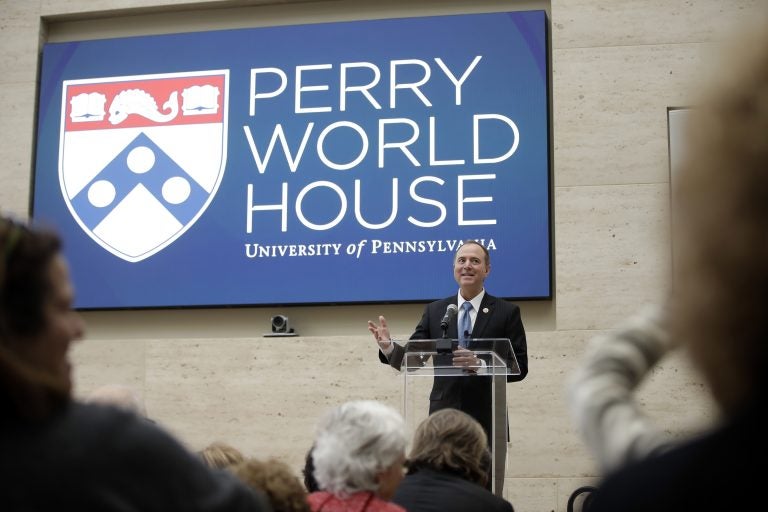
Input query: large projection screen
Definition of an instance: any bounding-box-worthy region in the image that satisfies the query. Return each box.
[32,11,552,309]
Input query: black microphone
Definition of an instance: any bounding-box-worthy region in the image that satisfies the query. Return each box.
[438,303,459,348]
[440,303,458,331]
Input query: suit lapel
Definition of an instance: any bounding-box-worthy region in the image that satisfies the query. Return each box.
[471,294,495,337]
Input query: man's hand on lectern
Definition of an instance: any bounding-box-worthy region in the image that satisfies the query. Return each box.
[453,347,481,373]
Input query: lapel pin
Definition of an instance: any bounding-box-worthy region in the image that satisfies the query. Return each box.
[482,307,489,314]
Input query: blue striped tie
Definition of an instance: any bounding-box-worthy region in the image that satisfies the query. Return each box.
[459,301,473,348]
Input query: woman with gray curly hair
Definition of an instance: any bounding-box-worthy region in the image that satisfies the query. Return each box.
[307,400,407,512]
[392,408,514,512]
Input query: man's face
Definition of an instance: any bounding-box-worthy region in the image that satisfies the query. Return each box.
[453,243,490,295]
[15,255,84,394]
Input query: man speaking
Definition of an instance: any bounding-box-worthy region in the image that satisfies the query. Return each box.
[367,240,528,495]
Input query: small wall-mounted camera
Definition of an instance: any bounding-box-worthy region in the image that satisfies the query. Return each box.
[264,315,298,337]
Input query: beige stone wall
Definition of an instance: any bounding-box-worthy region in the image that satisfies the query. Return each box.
[1,0,759,510]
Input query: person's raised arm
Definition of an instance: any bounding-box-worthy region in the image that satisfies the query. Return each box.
[567,304,676,473]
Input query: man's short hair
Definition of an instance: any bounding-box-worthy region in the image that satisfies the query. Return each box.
[456,240,490,266]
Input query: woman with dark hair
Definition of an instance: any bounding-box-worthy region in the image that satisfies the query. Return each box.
[0,218,83,422]
[392,408,514,512]
[0,216,270,511]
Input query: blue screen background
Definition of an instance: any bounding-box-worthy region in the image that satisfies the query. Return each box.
[33,11,551,309]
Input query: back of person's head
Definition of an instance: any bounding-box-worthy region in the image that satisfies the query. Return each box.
[198,441,246,470]
[406,408,490,487]
[672,18,768,417]
[312,400,406,497]
[0,217,73,421]
[86,383,147,416]
[233,457,310,512]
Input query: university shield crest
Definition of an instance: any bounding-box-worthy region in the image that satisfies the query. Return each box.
[59,70,228,262]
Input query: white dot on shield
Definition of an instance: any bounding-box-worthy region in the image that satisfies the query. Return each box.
[87,180,116,207]
[127,146,155,174]
[162,176,191,204]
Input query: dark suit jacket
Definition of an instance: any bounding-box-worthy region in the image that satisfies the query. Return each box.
[379,293,528,440]
[587,400,766,511]
[392,468,514,512]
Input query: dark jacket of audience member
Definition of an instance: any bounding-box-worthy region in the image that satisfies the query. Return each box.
[392,408,514,512]
[0,217,270,511]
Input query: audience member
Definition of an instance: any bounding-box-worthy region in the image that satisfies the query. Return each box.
[86,383,147,417]
[579,18,768,511]
[0,216,270,511]
[234,457,310,512]
[302,445,319,493]
[307,400,407,512]
[199,441,247,471]
[392,408,514,512]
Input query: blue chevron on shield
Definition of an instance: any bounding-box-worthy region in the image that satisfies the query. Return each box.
[59,70,229,262]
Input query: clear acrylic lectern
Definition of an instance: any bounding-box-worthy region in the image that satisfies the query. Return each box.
[400,338,520,496]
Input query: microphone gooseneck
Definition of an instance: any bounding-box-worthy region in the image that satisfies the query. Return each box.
[440,303,459,333]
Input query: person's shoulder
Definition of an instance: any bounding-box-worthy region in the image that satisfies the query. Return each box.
[423,296,454,312]
[307,491,331,507]
[590,421,760,511]
[68,401,187,458]
[458,481,513,512]
[483,293,519,312]
[397,470,511,511]
[64,401,143,434]
[69,401,155,432]
[3,402,159,465]
[490,493,515,512]
[429,296,455,306]
[7,403,267,511]
[372,498,406,512]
